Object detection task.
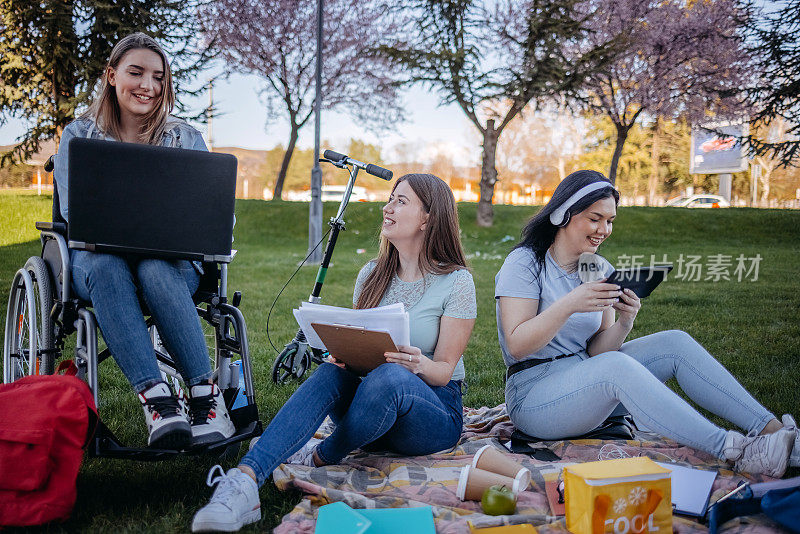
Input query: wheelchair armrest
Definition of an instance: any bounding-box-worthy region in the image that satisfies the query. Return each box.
[39,229,72,302]
[36,221,68,235]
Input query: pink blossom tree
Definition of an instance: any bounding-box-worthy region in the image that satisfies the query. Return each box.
[199,0,402,199]
[581,0,752,187]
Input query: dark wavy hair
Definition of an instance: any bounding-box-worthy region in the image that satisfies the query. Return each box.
[515,170,619,272]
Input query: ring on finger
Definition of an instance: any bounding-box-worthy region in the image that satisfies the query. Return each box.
[408,354,412,362]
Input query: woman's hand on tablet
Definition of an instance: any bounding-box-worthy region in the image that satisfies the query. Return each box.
[564,280,622,313]
[385,345,427,375]
[612,288,641,327]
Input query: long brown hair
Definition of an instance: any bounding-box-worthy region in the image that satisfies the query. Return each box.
[355,173,468,309]
[83,32,175,144]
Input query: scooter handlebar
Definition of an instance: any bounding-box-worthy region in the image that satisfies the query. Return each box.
[322,149,393,181]
[323,149,346,163]
[366,163,393,181]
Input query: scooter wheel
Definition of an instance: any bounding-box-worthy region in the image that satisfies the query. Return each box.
[272,344,298,385]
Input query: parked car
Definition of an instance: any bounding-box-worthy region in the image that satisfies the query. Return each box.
[321,185,368,203]
[665,194,730,208]
[286,185,369,202]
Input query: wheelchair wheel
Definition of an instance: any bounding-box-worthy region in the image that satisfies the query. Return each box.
[3,257,55,382]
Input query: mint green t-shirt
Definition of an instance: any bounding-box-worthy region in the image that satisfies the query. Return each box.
[353,261,477,381]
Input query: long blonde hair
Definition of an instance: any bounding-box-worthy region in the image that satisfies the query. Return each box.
[355,173,468,309]
[83,32,175,144]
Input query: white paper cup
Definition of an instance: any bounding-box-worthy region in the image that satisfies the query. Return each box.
[471,444,531,490]
[457,465,523,501]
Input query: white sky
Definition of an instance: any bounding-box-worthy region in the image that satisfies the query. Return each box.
[0,69,480,166]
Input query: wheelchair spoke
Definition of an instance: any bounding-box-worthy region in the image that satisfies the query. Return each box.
[18,304,30,372]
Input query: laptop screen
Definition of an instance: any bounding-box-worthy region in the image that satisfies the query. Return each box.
[67,137,237,262]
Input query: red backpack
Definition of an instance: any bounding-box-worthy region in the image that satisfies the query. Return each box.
[0,373,97,526]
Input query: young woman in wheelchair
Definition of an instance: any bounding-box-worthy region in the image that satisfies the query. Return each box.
[52,33,234,450]
[191,173,476,532]
[495,169,799,478]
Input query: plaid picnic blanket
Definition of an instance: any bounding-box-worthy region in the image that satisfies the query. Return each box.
[272,405,788,533]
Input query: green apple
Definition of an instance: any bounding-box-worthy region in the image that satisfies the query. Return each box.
[481,484,517,515]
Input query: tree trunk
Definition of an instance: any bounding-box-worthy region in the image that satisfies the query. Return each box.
[760,167,772,203]
[557,154,567,182]
[477,120,499,227]
[272,122,299,201]
[647,118,661,206]
[608,122,629,186]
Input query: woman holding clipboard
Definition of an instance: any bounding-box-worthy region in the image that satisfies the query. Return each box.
[192,174,476,532]
[495,170,799,478]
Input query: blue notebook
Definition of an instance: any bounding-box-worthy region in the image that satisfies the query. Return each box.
[315,502,435,534]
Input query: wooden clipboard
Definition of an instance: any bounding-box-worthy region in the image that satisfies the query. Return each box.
[310,323,398,375]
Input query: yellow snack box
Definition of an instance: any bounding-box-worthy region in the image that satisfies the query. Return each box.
[564,457,672,534]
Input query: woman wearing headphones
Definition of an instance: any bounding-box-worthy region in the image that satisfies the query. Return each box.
[495,169,798,478]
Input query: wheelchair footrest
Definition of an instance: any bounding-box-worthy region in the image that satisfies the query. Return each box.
[90,416,263,461]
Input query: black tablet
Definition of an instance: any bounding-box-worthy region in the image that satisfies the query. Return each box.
[606,265,673,298]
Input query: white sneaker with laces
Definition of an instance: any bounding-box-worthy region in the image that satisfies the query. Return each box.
[192,465,261,533]
[138,382,191,450]
[285,437,322,467]
[781,414,800,467]
[723,428,793,477]
[189,383,236,447]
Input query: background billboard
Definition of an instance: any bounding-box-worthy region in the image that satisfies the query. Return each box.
[690,122,748,174]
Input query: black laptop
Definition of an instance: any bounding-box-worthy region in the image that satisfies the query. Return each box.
[67,137,237,263]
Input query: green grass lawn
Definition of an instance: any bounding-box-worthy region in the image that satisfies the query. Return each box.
[1,190,799,532]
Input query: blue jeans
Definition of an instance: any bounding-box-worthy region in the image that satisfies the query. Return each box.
[505,330,775,458]
[240,363,463,486]
[70,250,212,391]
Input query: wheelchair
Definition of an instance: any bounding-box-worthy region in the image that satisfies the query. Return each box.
[2,164,262,460]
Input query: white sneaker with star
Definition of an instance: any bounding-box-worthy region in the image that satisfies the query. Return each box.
[192,466,261,532]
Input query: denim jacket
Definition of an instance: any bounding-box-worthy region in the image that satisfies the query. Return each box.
[53,116,208,222]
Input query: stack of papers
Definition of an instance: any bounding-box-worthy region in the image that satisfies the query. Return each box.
[293,302,410,350]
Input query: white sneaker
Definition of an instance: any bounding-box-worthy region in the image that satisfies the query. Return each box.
[138,382,191,450]
[781,414,800,467]
[192,466,261,532]
[285,437,322,467]
[189,383,236,447]
[723,428,793,477]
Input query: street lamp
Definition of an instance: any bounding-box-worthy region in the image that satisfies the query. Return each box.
[308,0,323,263]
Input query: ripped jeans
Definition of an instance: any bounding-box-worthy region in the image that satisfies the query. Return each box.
[505,330,775,458]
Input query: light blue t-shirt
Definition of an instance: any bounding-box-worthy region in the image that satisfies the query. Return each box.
[494,247,614,367]
[353,261,477,381]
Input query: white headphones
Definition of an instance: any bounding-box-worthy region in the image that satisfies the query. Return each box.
[549,181,615,227]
